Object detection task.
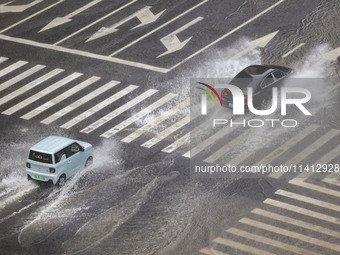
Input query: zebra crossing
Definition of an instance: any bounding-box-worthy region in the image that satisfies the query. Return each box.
[0,56,339,166]
[200,172,340,255]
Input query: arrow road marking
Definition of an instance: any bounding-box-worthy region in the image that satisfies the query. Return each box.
[168,0,286,71]
[229,31,279,60]
[0,0,43,13]
[39,0,102,32]
[157,17,203,58]
[86,6,165,42]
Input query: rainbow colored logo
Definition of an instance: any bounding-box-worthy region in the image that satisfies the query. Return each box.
[196,82,222,107]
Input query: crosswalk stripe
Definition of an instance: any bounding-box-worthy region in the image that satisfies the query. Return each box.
[227,227,321,255]
[182,117,244,158]
[253,124,319,167]
[2,72,83,115]
[41,81,118,125]
[200,247,230,255]
[204,129,252,163]
[121,99,190,144]
[0,65,46,92]
[276,189,340,212]
[21,76,101,120]
[269,129,339,178]
[101,93,177,138]
[162,132,190,153]
[289,178,340,198]
[0,60,28,78]
[214,237,276,255]
[60,85,137,129]
[0,68,64,106]
[264,198,340,225]
[239,218,340,252]
[141,114,190,148]
[252,208,340,239]
[81,89,158,134]
[0,57,8,64]
[296,143,340,178]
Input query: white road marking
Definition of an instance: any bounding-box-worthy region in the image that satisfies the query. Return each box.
[282,43,305,58]
[0,65,45,92]
[200,247,230,255]
[110,0,209,56]
[229,31,279,61]
[87,6,165,42]
[162,133,190,153]
[253,124,318,166]
[214,237,275,255]
[269,129,339,178]
[182,117,246,158]
[240,218,340,253]
[60,85,138,129]
[252,208,340,239]
[21,76,101,120]
[41,81,117,124]
[289,178,340,198]
[0,68,63,106]
[40,0,103,32]
[141,114,190,148]
[0,34,168,73]
[157,17,203,58]
[2,72,82,115]
[296,143,340,179]
[55,0,138,45]
[264,198,340,225]
[121,99,189,143]
[227,227,321,255]
[81,89,158,134]
[0,60,28,78]
[276,189,340,212]
[319,47,340,64]
[101,93,177,138]
[0,57,8,64]
[0,0,43,13]
[168,0,286,71]
[0,0,65,33]
[204,129,252,163]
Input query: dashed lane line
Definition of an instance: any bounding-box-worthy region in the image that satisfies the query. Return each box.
[101,93,177,138]
[21,76,101,120]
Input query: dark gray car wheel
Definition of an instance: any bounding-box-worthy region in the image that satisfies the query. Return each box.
[85,156,93,167]
[57,174,66,188]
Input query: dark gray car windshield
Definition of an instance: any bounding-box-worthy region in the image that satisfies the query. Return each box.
[29,150,53,164]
